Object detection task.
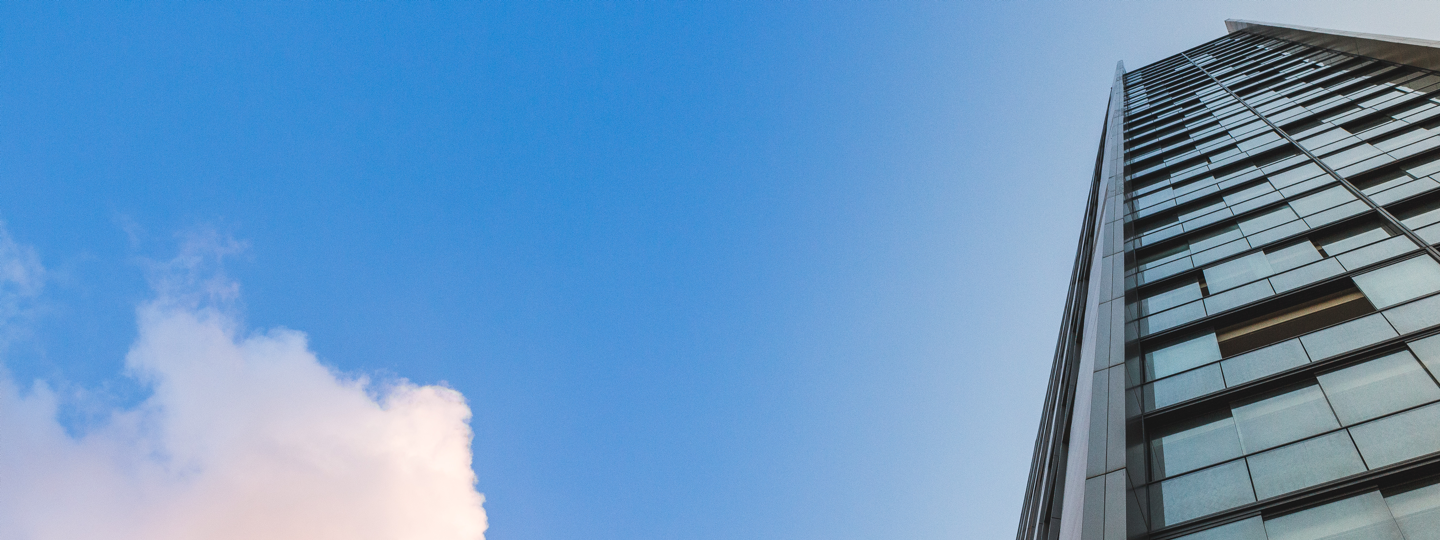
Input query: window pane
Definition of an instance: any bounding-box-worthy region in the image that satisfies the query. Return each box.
[1193,224,1247,253]
[1204,252,1275,293]
[1291,185,1357,216]
[1406,151,1440,178]
[1398,197,1440,229]
[1152,460,1257,527]
[1381,293,1440,335]
[1140,244,1192,271]
[1239,206,1300,236]
[1141,280,1205,316]
[1148,333,1224,380]
[1246,431,1366,499]
[1232,384,1341,453]
[1322,143,1383,169]
[1408,334,1440,379]
[1356,168,1414,195]
[1264,491,1404,540]
[1174,516,1267,540]
[1221,339,1310,387]
[1182,199,1229,222]
[1299,313,1398,362]
[1152,413,1244,478]
[1317,350,1440,425]
[1386,482,1440,540]
[1144,300,1208,334]
[1265,240,1323,274]
[1149,364,1226,410]
[1318,222,1391,255]
[1353,256,1440,309]
[1269,162,1324,188]
[1225,182,1275,206]
[1299,127,1351,149]
[1349,402,1440,468]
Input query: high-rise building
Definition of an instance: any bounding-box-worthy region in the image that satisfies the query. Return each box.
[1017,20,1440,540]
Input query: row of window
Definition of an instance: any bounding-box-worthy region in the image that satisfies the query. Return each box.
[1131,170,1440,345]
[1126,36,1354,127]
[1132,44,1437,156]
[1125,39,1306,140]
[1128,61,1440,209]
[1134,219,1411,333]
[1172,487,1440,540]
[1122,33,1440,538]
[1148,335,1440,527]
[1142,255,1440,411]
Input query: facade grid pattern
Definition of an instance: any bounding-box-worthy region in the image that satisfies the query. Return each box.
[1020,23,1440,540]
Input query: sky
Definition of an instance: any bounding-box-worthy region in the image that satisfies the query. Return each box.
[1,2,1439,539]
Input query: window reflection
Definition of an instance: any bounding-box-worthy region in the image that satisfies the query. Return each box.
[1147,333,1223,380]
[1151,412,1244,478]
[1231,384,1339,453]
[1316,350,1440,425]
[1264,492,1404,540]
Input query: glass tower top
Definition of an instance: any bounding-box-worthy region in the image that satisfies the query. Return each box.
[1019,21,1440,540]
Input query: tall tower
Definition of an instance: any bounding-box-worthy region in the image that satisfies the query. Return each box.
[1018,20,1440,540]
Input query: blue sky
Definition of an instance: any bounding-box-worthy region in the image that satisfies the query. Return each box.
[2,2,1439,539]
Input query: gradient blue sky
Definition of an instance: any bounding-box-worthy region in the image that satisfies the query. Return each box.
[3,2,1439,539]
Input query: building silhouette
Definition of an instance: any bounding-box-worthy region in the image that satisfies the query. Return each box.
[1018,20,1440,540]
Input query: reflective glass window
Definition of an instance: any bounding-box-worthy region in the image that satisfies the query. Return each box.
[1204,252,1273,293]
[1398,197,1440,230]
[1181,199,1229,222]
[1232,384,1340,453]
[1318,222,1391,255]
[1291,185,1356,216]
[1193,224,1247,253]
[1224,182,1275,206]
[1173,516,1267,540]
[1151,412,1244,478]
[1140,244,1191,271]
[1149,364,1225,410]
[1263,491,1404,540]
[1317,350,1440,425]
[1152,460,1257,527]
[1298,313,1398,362]
[1353,256,1440,309]
[1408,334,1440,378]
[1148,332,1224,380]
[1405,151,1440,179]
[1299,127,1351,149]
[1355,169,1416,195]
[1269,162,1324,188]
[1349,402,1440,468]
[1140,215,1180,236]
[1265,240,1323,273]
[1238,206,1300,236]
[1140,280,1205,317]
[1323,143,1384,169]
[1246,431,1366,499]
[1386,482,1440,540]
[1221,339,1310,387]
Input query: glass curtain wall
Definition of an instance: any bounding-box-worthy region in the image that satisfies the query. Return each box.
[1121,31,1440,539]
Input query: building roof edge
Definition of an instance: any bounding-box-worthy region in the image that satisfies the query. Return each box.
[1224,19,1440,72]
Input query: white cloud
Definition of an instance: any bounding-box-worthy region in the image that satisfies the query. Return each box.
[0,228,488,540]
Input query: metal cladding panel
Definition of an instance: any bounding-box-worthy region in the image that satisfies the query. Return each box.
[1226,19,1440,71]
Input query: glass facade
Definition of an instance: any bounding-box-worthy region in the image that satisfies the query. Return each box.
[1017,21,1440,540]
